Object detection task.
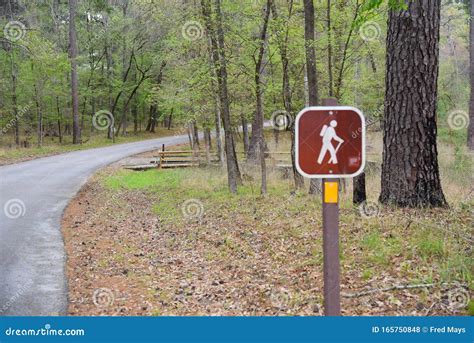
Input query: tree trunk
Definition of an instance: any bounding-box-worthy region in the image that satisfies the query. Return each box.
[206,128,212,150]
[214,101,224,165]
[69,0,81,144]
[8,48,20,146]
[468,0,474,150]
[353,172,367,204]
[104,14,114,141]
[132,98,138,134]
[326,0,334,97]
[187,123,193,150]
[202,0,241,193]
[205,33,224,165]
[149,105,157,133]
[259,141,267,195]
[270,1,304,189]
[241,113,249,154]
[33,82,43,147]
[303,0,319,106]
[167,113,172,130]
[204,128,211,164]
[192,120,200,149]
[56,96,62,144]
[333,4,359,100]
[247,0,271,162]
[304,0,321,194]
[379,0,447,207]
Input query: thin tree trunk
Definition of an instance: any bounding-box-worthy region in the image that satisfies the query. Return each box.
[241,113,249,154]
[259,141,267,195]
[206,128,212,149]
[379,0,447,207]
[69,0,81,144]
[104,14,114,141]
[187,123,193,150]
[132,98,138,134]
[304,0,319,106]
[56,96,62,143]
[8,49,19,146]
[205,33,224,165]
[271,0,304,189]
[247,0,271,161]
[6,0,20,147]
[327,0,334,97]
[214,102,224,164]
[192,120,200,149]
[167,113,172,130]
[334,2,360,100]
[204,128,211,164]
[468,0,474,150]
[33,81,43,147]
[304,0,321,194]
[202,0,241,193]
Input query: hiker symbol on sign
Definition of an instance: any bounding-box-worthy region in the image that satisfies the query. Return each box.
[317,120,344,165]
[295,106,365,178]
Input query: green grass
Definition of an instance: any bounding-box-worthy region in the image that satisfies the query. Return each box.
[438,126,468,147]
[101,165,472,284]
[416,232,445,259]
[96,130,472,316]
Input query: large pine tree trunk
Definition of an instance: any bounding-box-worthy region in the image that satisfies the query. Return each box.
[468,0,474,150]
[379,0,447,207]
[69,0,81,144]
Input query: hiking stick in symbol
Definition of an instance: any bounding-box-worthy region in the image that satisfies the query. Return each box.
[317,120,344,165]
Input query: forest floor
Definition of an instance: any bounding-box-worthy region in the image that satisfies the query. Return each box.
[62,130,473,316]
[0,128,181,166]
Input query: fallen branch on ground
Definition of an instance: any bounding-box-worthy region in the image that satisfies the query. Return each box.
[342,282,467,298]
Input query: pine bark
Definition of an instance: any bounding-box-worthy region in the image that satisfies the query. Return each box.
[379,0,447,207]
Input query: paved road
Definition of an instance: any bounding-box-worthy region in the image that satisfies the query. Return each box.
[0,134,190,315]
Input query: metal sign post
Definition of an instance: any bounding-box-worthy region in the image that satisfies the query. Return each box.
[295,98,365,316]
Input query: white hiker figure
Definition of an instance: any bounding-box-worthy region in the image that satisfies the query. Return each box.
[317,120,344,165]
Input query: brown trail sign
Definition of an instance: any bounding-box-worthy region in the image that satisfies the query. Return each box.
[295,106,365,178]
[295,100,366,316]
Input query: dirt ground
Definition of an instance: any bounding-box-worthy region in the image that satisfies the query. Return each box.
[62,147,472,316]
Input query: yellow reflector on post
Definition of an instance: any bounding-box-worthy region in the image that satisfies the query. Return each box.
[324,182,338,204]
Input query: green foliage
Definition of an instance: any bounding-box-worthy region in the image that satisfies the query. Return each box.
[0,0,470,153]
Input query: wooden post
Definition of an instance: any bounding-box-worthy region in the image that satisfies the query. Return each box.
[322,97,341,316]
[159,144,165,169]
